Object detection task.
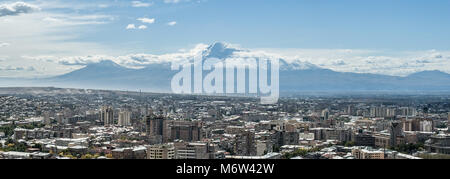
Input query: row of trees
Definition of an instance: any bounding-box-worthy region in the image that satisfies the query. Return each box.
[389,143,425,154]
[1,140,28,152]
[282,147,322,159]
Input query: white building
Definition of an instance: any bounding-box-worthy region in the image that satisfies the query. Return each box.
[118,110,131,126]
[420,120,433,132]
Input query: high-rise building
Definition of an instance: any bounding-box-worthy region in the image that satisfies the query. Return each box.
[85,110,100,122]
[399,107,416,116]
[402,119,413,132]
[401,118,420,131]
[167,120,202,142]
[322,109,329,120]
[43,111,51,125]
[389,121,403,147]
[234,130,257,156]
[118,110,131,126]
[386,108,396,117]
[146,115,165,136]
[420,120,433,132]
[101,106,114,126]
[145,115,168,144]
[347,105,355,116]
[272,131,299,149]
[354,133,375,147]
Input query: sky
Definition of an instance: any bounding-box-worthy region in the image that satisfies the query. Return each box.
[1,0,450,77]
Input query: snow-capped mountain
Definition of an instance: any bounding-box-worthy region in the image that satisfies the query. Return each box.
[2,42,450,94]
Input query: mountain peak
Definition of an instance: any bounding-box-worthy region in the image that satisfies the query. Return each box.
[203,42,242,59]
[408,70,450,78]
[53,60,131,81]
[80,60,131,71]
[209,42,228,49]
[87,60,121,67]
[280,59,321,71]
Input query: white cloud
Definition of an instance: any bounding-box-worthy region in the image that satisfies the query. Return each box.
[132,1,153,7]
[164,0,190,4]
[0,1,40,17]
[259,48,450,76]
[127,24,148,30]
[42,14,113,26]
[0,11,113,55]
[167,21,177,26]
[163,0,206,4]
[0,65,35,71]
[98,4,110,8]
[33,0,113,10]
[0,5,116,77]
[137,17,155,24]
[138,25,147,29]
[30,43,209,68]
[126,24,136,29]
[0,42,10,47]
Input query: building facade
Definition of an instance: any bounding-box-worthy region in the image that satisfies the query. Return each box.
[147,144,175,159]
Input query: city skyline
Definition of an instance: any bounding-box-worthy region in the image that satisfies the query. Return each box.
[1,87,449,160]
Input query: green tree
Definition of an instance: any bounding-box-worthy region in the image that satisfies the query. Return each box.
[344,141,355,147]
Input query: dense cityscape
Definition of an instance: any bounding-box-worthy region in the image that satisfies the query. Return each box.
[0,87,449,159]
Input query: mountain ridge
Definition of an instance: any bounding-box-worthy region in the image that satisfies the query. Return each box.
[2,42,450,93]
[43,58,450,92]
